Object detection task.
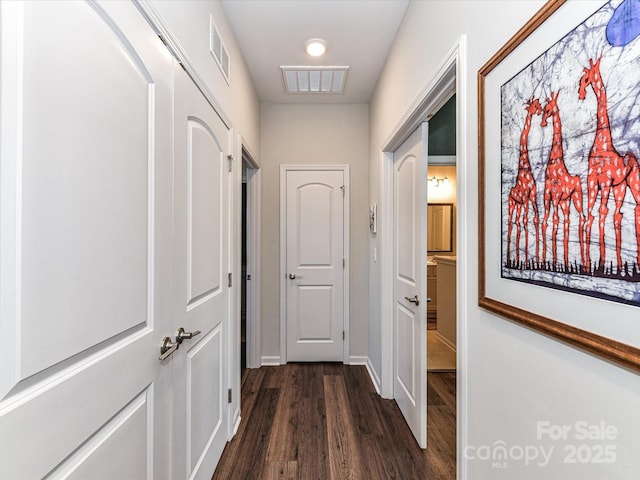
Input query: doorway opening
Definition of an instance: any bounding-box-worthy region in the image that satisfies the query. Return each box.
[241,170,248,373]
[379,36,467,476]
[240,145,261,370]
[426,94,457,373]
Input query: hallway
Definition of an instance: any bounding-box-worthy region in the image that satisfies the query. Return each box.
[212,364,455,479]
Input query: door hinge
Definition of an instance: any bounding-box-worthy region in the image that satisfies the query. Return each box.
[228,272,232,288]
[343,331,345,341]
[343,259,345,268]
[228,388,232,403]
[340,185,345,196]
[227,154,234,172]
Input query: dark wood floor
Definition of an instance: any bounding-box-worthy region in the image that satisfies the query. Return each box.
[212,363,456,480]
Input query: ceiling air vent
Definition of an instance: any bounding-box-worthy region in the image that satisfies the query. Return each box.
[281,66,349,94]
[210,15,230,84]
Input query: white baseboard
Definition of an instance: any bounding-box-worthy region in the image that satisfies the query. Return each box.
[231,414,241,438]
[365,357,381,395]
[261,355,281,366]
[435,332,457,352]
[348,355,367,365]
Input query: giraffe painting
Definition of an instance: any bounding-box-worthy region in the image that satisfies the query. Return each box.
[499,0,640,307]
[578,56,640,274]
[506,97,542,268]
[540,92,586,270]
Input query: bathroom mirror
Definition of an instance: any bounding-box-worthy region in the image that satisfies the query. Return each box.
[427,203,453,253]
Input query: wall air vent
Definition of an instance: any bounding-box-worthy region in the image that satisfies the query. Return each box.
[280,66,349,94]
[210,15,230,84]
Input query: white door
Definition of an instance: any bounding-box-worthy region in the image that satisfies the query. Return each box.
[284,168,346,362]
[0,1,174,477]
[393,124,428,448]
[171,64,231,480]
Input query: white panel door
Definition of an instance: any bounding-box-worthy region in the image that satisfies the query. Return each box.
[172,65,230,480]
[393,124,427,448]
[0,1,173,478]
[285,169,345,362]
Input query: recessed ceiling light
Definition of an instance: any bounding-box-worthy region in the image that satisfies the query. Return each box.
[304,39,327,57]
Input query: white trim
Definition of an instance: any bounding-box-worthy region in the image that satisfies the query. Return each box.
[348,355,368,365]
[231,414,241,437]
[279,164,350,364]
[261,356,281,366]
[435,332,457,353]
[379,34,467,462]
[133,0,232,129]
[365,358,381,395]
[455,34,469,480]
[379,151,394,399]
[227,126,237,441]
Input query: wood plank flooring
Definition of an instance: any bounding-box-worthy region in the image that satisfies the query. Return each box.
[212,364,456,480]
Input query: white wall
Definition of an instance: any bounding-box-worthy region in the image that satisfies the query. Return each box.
[370,1,640,478]
[149,0,260,155]
[260,103,370,362]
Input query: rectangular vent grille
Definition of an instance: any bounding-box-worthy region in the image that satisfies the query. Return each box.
[210,15,230,84]
[281,66,349,94]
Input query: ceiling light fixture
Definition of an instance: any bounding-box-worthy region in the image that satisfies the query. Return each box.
[304,38,327,57]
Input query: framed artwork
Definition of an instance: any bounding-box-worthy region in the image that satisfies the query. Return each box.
[479,0,640,372]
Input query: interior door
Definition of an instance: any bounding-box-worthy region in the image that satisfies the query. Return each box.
[172,64,231,480]
[393,124,428,448]
[285,169,345,362]
[0,1,173,477]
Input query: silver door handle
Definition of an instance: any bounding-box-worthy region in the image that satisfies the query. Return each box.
[404,295,420,306]
[289,273,299,279]
[427,297,432,303]
[159,337,179,360]
[176,327,201,344]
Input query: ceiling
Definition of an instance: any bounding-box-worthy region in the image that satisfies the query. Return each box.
[221,0,410,104]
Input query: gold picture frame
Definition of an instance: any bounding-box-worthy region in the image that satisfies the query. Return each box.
[478,0,640,373]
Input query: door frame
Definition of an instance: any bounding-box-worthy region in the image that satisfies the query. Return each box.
[379,36,468,475]
[240,140,262,369]
[279,164,350,364]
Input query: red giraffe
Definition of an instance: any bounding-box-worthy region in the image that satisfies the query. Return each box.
[540,92,586,269]
[507,97,542,267]
[578,56,640,272]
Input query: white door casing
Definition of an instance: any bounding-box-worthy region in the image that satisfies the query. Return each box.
[0,1,174,477]
[241,145,262,369]
[281,166,348,363]
[393,124,428,448]
[172,64,231,480]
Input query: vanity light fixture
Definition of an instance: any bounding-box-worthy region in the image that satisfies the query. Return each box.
[304,38,328,57]
[429,176,450,188]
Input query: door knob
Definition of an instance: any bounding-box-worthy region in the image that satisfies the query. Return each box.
[288,273,296,279]
[404,295,420,306]
[159,337,179,360]
[176,327,201,344]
